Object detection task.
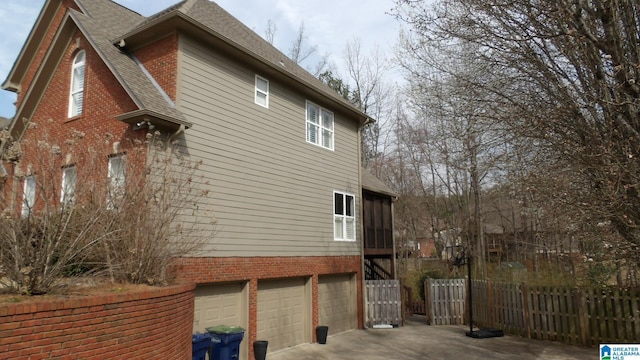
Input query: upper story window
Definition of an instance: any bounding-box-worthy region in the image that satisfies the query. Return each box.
[60,165,77,206]
[334,191,356,241]
[255,75,269,108]
[22,175,36,216]
[107,154,126,209]
[306,101,334,150]
[68,50,86,118]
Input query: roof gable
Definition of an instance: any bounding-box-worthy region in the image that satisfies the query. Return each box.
[118,0,369,124]
[3,0,367,146]
[2,1,64,92]
[2,0,190,145]
[70,10,189,127]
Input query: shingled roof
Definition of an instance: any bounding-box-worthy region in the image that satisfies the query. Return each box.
[71,0,192,129]
[116,0,368,122]
[2,0,368,143]
[361,168,397,198]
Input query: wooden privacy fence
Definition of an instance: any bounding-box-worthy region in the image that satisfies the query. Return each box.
[471,280,640,346]
[365,280,402,327]
[424,278,466,325]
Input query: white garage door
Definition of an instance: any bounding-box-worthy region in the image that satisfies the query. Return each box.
[257,278,309,352]
[318,273,357,335]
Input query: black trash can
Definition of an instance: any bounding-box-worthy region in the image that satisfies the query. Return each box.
[192,333,212,360]
[316,326,328,344]
[253,340,268,360]
[206,325,245,360]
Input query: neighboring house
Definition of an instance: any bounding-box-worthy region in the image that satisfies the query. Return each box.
[417,237,437,258]
[0,1,374,359]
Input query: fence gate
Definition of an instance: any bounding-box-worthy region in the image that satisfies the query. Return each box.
[365,280,402,327]
[425,278,466,325]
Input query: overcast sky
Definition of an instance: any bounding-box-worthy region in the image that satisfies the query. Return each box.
[0,0,401,119]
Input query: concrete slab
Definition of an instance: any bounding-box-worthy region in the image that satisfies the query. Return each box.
[267,316,595,360]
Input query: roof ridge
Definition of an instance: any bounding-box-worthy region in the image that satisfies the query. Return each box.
[75,0,143,18]
[141,0,187,24]
[179,0,199,14]
[104,0,143,17]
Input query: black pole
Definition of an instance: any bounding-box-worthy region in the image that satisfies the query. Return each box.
[467,255,473,335]
[464,249,504,339]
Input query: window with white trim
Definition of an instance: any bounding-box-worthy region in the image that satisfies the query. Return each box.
[334,191,355,241]
[255,75,269,108]
[60,165,77,206]
[306,101,334,150]
[68,50,86,118]
[22,175,36,216]
[107,154,125,209]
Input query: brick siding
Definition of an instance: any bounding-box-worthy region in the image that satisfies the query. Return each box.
[171,255,364,359]
[10,28,144,213]
[133,34,179,102]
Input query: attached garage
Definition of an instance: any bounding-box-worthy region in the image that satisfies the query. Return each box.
[193,282,248,331]
[193,282,249,360]
[318,273,358,335]
[257,277,311,352]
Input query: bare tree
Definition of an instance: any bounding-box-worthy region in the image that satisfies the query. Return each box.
[264,20,331,77]
[393,0,640,279]
[393,33,516,277]
[264,20,277,45]
[343,38,396,170]
[289,22,316,65]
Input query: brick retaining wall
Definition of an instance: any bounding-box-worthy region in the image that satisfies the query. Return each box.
[0,283,195,360]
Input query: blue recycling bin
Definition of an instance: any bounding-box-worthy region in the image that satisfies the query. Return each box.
[192,333,212,360]
[206,325,245,360]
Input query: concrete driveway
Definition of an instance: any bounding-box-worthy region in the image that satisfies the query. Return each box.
[267,316,595,360]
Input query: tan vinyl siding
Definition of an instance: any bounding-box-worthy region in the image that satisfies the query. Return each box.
[176,35,360,257]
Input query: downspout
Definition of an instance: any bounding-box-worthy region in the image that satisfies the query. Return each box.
[358,118,369,329]
[168,124,186,143]
[391,194,399,280]
[9,163,17,214]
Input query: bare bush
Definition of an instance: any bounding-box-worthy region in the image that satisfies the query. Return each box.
[0,125,213,294]
[99,132,214,285]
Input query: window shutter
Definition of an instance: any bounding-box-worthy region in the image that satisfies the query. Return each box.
[22,176,36,216]
[61,166,77,204]
[69,51,86,117]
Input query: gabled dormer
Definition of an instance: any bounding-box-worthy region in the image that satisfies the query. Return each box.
[1,0,191,149]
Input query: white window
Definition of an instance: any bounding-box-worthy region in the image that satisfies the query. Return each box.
[255,75,269,108]
[306,101,334,150]
[68,50,86,117]
[60,165,77,206]
[334,191,356,241]
[21,175,36,216]
[107,155,125,208]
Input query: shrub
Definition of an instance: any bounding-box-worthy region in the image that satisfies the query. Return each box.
[0,125,213,294]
